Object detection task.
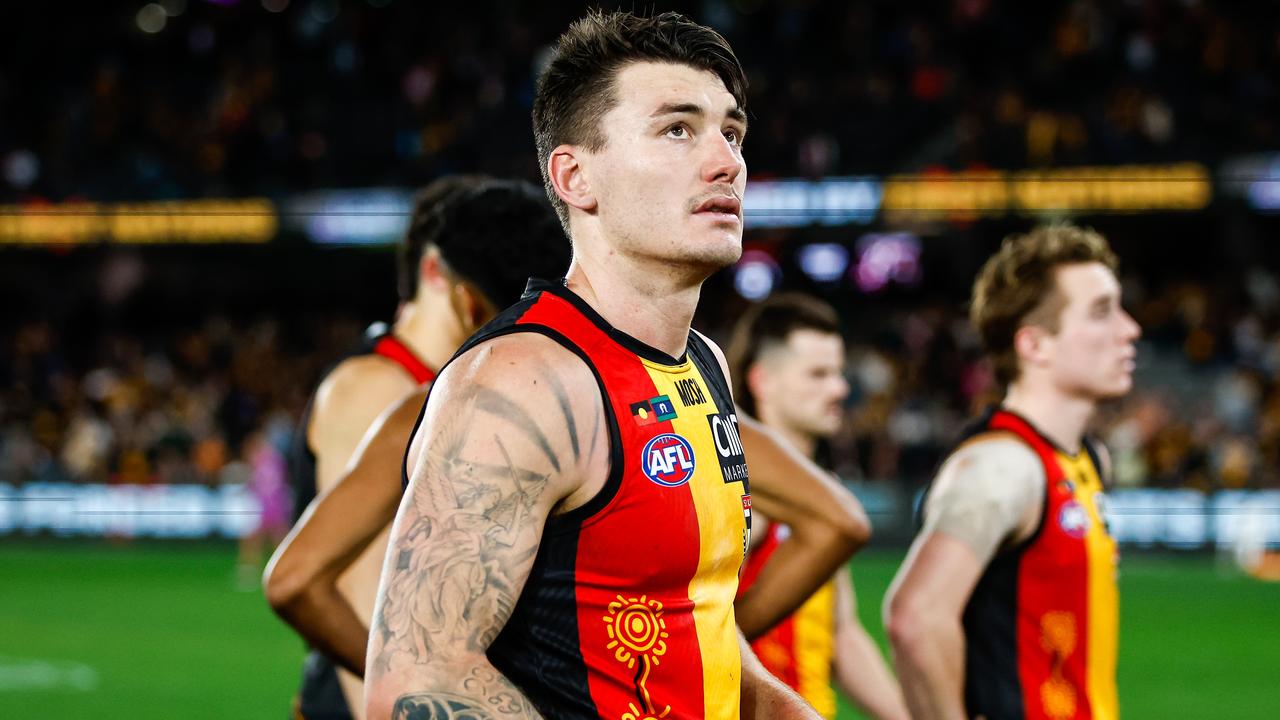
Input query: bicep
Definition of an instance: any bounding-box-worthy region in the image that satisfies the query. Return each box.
[370,337,597,669]
[889,531,986,620]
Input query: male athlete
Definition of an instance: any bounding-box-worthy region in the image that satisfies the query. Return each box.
[885,225,1140,720]
[365,11,832,719]
[728,294,909,720]
[277,176,572,719]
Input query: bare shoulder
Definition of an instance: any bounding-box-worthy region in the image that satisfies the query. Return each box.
[923,432,1045,552]
[314,354,416,424]
[414,332,607,506]
[931,433,1043,497]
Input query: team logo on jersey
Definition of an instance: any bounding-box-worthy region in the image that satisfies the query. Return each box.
[631,395,678,426]
[1058,499,1091,539]
[641,433,696,487]
[706,412,749,485]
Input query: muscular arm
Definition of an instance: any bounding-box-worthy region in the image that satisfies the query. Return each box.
[831,570,909,720]
[734,414,870,638]
[364,335,605,720]
[691,331,870,639]
[739,629,823,719]
[884,435,1044,720]
[263,385,429,676]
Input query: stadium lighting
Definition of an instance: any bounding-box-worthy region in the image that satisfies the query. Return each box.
[136,4,167,33]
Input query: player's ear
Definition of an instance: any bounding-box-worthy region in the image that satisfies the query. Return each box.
[419,247,451,294]
[548,145,596,214]
[452,282,497,334]
[1013,323,1051,371]
[745,362,771,405]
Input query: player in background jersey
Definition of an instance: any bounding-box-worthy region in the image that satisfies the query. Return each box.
[885,225,1140,720]
[272,176,573,720]
[727,294,909,720]
[364,11,841,719]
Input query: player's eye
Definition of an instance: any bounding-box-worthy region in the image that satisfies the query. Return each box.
[724,128,743,145]
[666,124,688,139]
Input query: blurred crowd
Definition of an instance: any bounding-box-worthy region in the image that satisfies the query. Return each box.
[5,269,1280,494]
[3,0,1279,201]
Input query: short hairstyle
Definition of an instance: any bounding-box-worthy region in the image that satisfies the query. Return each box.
[532,10,748,231]
[398,177,572,309]
[725,293,842,417]
[397,175,487,302]
[970,224,1120,386]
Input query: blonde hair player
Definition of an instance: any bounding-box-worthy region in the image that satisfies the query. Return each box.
[886,225,1140,720]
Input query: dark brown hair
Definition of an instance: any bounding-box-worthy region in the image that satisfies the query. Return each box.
[725,293,841,417]
[970,224,1119,385]
[532,10,747,231]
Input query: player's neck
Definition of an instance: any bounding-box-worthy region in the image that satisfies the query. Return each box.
[391,298,456,373]
[562,258,703,360]
[1002,381,1094,454]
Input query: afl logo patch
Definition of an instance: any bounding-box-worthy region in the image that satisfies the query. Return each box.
[1058,499,1090,539]
[642,433,696,487]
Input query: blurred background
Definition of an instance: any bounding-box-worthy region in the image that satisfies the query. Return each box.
[2,0,1278,718]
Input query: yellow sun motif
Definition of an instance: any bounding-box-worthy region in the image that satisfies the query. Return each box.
[603,594,669,669]
[604,594,672,720]
[622,701,672,720]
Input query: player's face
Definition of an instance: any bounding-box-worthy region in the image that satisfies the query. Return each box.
[587,61,747,273]
[1043,262,1141,400]
[757,329,849,438]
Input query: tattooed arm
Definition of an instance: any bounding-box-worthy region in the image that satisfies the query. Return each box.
[263,385,429,676]
[365,334,607,720]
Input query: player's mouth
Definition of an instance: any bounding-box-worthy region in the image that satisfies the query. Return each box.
[692,195,742,224]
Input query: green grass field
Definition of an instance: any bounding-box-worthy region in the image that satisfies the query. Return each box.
[2,543,1276,719]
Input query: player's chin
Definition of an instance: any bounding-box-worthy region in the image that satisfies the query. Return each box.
[1097,374,1134,399]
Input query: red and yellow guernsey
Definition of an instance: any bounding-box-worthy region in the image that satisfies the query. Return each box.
[413,279,752,720]
[738,523,837,719]
[943,407,1119,720]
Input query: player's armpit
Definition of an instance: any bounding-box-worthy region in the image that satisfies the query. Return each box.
[734,413,869,639]
[364,334,604,720]
[263,385,429,677]
[921,434,1044,563]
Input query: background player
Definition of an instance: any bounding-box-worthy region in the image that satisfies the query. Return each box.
[885,225,1140,720]
[279,176,572,719]
[728,293,909,720]
[365,10,830,719]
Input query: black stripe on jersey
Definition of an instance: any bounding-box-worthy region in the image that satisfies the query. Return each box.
[487,523,597,720]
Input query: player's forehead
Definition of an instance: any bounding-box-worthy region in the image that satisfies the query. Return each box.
[609,61,740,120]
[762,328,844,369]
[1054,261,1120,307]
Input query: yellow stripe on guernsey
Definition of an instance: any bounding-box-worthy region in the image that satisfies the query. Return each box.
[793,580,837,719]
[1060,452,1120,720]
[641,357,746,720]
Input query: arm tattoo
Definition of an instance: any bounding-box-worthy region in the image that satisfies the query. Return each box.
[390,669,543,719]
[370,376,587,713]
